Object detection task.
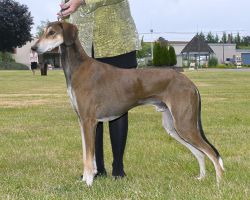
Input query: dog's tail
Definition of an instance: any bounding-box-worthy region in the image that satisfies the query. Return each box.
[196,88,225,171]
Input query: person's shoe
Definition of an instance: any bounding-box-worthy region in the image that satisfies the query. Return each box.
[112,170,126,179]
[94,169,107,178]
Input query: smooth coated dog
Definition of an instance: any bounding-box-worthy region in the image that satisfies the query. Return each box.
[32,21,224,186]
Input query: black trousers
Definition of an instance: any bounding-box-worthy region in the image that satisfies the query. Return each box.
[94,51,137,176]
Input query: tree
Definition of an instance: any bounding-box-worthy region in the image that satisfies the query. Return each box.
[220,32,227,43]
[0,0,33,53]
[197,32,206,41]
[153,42,161,66]
[242,36,250,46]
[169,46,177,66]
[137,36,151,59]
[208,56,218,67]
[153,42,170,67]
[160,45,169,66]
[36,20,50,38]
[214,34,219,43]
[234,32,241,48]
[206,32,215,43]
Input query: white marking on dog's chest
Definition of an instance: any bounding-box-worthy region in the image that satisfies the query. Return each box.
[67,85,79,113]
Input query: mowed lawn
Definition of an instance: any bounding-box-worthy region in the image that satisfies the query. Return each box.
[0,69,249,200]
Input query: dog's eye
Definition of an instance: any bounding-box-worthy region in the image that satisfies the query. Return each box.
[48,30,56,36]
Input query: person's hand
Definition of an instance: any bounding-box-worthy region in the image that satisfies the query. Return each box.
[58,0,85,18]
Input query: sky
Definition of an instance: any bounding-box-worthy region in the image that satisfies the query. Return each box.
[17,0,250,41]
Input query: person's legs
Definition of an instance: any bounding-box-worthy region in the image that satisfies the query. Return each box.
[109,113,128,177]
[95,122,107,176]
[31,62,35,75]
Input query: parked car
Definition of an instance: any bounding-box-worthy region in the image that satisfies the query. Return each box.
[225,58,233,65]
[234,56,242,67]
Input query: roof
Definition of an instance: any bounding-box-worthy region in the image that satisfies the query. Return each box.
[181,35,214,54]
[169,41,188,45]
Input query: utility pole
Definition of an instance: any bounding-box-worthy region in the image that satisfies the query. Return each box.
[222,41,225,64]
[150,29,154,60]
[222,31,226,64]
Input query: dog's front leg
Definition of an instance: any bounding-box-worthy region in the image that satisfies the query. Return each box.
[80,118,97,186]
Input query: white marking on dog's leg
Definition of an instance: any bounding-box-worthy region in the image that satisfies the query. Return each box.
[219,157,225,171]
[201,151,222,185]
[82,119,97,187]
[83,156,95,186]
[93,155,97,175]
[85,170,94,186]
[68,86,89,182]
[79,121,86,182]
[162,109,206,179]
[195,152,206,180]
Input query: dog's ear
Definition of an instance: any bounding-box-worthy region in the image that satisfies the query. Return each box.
[60,22,78,46]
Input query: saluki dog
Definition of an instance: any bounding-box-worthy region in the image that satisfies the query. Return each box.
[32,21,224,186]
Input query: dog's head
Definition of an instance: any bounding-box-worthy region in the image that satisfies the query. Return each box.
[31,21,78,54]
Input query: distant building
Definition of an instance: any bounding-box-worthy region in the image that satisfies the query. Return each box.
[169,40,250,67]
[180,35,214,67]
[241,51,250,65]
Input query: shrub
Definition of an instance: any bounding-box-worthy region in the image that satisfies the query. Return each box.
[0,52,15,63]
[147,60,153,66]
[0,62,29,70]
[215,64,235,69]
[160,46,169,66]
[208,56,218,67]
[169,46,177,66]
[153,42,161,66]
[153,43,170,67]
[0,51,28,70]
[137,38,151,59]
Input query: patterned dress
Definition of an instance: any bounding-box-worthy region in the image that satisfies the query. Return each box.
[68,0,141,58]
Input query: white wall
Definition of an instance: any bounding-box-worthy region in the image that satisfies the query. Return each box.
[209,43,239,64]
[13,39,38,68]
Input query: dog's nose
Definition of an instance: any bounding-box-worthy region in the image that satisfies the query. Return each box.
[31,45,37,51]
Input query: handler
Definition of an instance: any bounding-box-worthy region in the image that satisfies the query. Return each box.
[59,0,140,178]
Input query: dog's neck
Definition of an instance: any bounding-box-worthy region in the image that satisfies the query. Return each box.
[60,37,89,68]
[60,37,89,87]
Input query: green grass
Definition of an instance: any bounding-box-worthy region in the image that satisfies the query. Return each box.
[0,70,249,199]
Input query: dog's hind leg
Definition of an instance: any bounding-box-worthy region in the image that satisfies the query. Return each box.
[168,89,224,184]
[174,124,224,184]
[162,109,206,180]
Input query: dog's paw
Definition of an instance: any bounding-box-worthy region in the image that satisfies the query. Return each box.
[85,173,94,186]
[196,174,205,181]
[81,170,94,186]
